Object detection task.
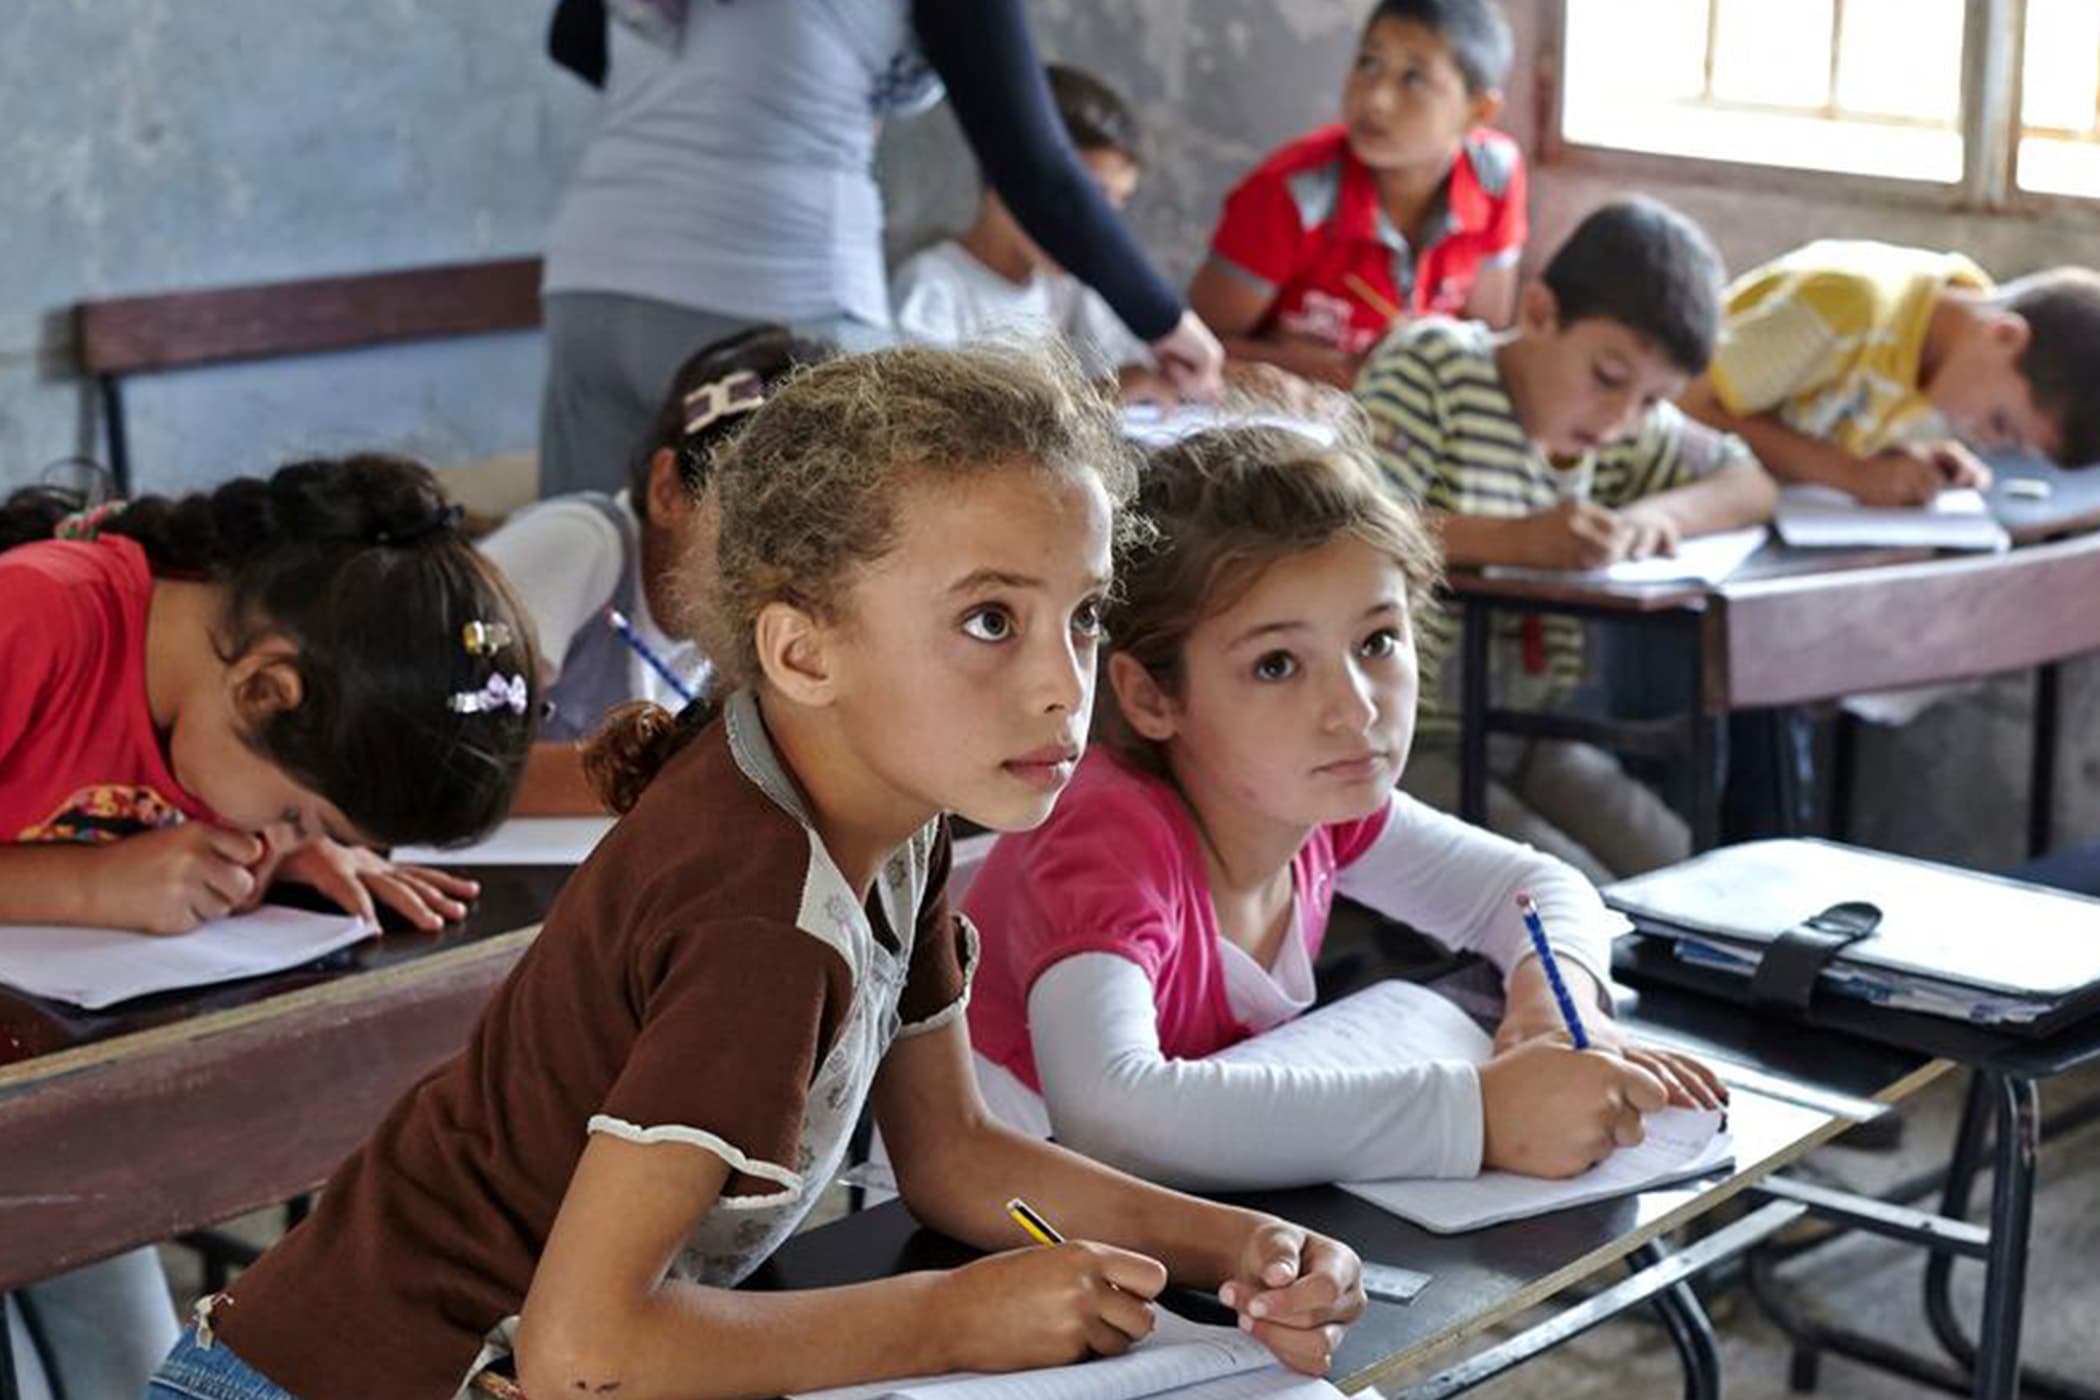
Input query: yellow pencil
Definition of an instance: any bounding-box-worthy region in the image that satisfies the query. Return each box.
[1343,271,1405,326]
[1005,1196,1064,1247]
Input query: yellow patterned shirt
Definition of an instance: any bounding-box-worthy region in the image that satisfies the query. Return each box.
[1710,240,1991,455]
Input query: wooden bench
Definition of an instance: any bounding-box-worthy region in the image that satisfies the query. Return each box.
[73,257,542,493]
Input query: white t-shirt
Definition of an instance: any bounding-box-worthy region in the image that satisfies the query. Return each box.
[478,490,706,712]
[891,239,1153,379]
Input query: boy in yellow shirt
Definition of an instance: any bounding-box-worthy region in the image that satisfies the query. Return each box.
[1682,241,2100,504]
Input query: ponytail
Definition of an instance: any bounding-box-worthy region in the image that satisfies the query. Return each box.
[582,697,717,814]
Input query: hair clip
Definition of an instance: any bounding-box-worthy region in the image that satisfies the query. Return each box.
[53,499,131,541]
[461,621,515,656]
[682,370,766,438]
[449,672,529,716]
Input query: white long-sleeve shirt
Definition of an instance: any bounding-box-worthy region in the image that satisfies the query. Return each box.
[1001,792,1624,1191]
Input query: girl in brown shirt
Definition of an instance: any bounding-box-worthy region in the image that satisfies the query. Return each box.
[148,344,1366,1400]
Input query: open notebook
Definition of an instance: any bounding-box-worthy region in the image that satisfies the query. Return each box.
[0,905,374,1009]
[792,1313,1339,1400]
[1211,980,1734,1234]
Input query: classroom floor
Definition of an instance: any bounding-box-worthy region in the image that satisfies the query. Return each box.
[157,1059,2100,1397]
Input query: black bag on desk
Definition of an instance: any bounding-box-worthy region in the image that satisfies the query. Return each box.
[1603,839,2100,1038]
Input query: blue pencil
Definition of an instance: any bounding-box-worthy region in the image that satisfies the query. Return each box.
[1517,893,1591,1050]
[605,608,698,704]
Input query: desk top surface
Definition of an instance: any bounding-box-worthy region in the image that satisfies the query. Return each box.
[758,1076,1863,1393]
[0,865,570,1077]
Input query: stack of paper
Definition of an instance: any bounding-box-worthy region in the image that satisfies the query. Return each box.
[1773,485,2009,552]
[0,906,374,1009]
[794,1312,1340,1400]
[390,815,615,867]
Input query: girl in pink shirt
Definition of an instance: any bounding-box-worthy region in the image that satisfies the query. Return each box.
[965,418,1723,1190]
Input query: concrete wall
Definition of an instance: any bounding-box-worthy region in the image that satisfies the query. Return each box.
[0,0,591,497]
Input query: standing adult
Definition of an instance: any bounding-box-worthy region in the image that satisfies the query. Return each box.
[538,0,1225,498]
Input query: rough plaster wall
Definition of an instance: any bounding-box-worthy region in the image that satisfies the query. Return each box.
[0,0,592,496]
[878,0,2100,865]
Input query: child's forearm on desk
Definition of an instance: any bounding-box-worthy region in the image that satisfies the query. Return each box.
[0,844,106,924]
[1433,510,1549,567]
[1681,384,1856,489]
[1637,460,1778,534]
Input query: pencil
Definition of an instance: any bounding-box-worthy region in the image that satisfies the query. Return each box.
[1516,893,1592,1050]
[605,607,698,704]
[1343,271,1405,326]
[1005,1196,1064,1247]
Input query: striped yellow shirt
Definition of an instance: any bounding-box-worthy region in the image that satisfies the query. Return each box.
[1358,316,1749,735]
[1711,240,1990,455]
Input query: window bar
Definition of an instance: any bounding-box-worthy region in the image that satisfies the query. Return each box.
[1702,0,1721,101]
[1825,0,1847,118]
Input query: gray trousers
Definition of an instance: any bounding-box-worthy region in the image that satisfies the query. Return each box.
[537,292,888,500]
[1402,738,1691,886]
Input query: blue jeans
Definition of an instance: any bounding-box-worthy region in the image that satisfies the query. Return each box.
[144,1327,298,1400]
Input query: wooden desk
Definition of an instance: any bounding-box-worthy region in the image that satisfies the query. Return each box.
[0,867,566,1292]
[1449,529,2100,852]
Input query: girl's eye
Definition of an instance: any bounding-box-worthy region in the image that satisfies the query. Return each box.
[1360,628,1402,660]
[1595,369,1628,393]
[1354,53,1379,76]
[1402,66,1427,87]
[962,606,1015,643]
[1253,650,1298,681]
[1071,598,1106,639]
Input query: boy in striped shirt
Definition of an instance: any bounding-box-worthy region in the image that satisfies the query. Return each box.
[1356,197,1775,880]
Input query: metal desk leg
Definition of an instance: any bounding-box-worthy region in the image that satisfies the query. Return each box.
[1682,614,1720,852]
[1458,598,1491,825]
[2029,663,2061,860]
[1828,710,1858,843]
[0,1297,18,1400]
[1972,1074,2040,1400]
[1632,1241,1722,1400]
[1924,1073,1992,1366]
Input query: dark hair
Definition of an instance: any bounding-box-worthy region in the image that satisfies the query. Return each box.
[1543,197,1725,376]
[1996,268,2100,467]
[629,324,836,523]
[1047,62,1145,167]
[1367,0,1513,94]
[0,456,539,846]
[583,341,1138,812]
[1102,414,1442,776]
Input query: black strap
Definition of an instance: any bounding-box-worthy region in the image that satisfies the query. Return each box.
[548,0,608,88]
[1749,900,1882,1014]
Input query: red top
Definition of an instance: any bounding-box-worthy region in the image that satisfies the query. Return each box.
[1208,123,1528,354]
[0,537,212,843]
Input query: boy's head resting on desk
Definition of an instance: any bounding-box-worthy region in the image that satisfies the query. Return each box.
[1100,414,1441,828]
[1345,0,1512,173]
[1500,196,1724,461]
[1923,268,2100,467]
[0,455,540,849]
[585,341,1137,829]
[627,324,834,640]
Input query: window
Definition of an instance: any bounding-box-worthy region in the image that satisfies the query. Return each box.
[1559,0,2100,206]
[2019,0,2100,198]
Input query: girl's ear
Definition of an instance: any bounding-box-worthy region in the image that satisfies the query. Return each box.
[228,643,305,724]
[1107,651,1180,742]
[754,600,836,707]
